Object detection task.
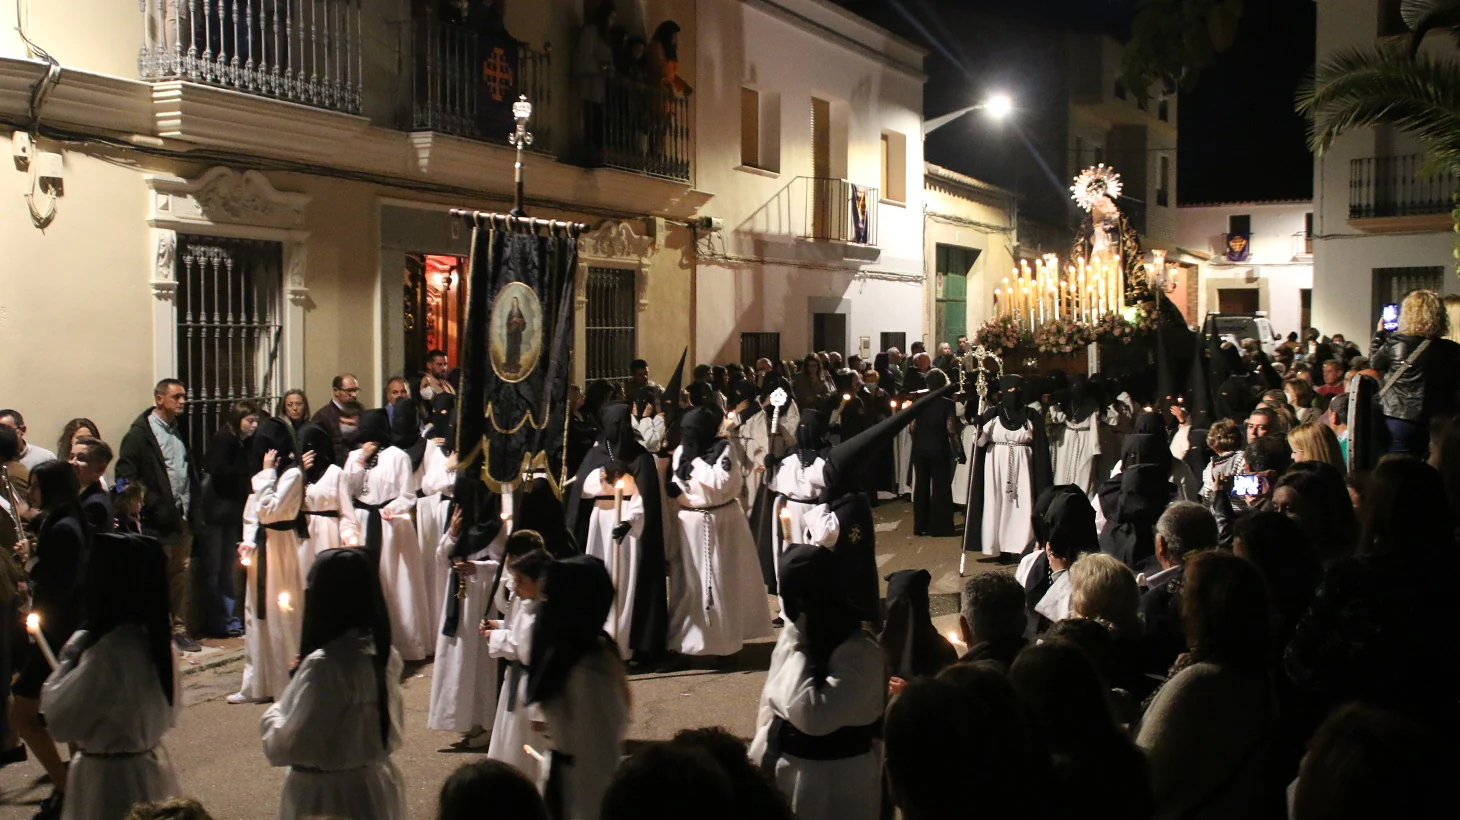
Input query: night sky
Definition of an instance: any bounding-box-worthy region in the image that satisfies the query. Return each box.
[836,0,1317,205]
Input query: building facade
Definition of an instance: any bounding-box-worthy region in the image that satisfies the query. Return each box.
[1176,201,1315,337]
[1311,0,1458,340]
[923,163,1017,349]
[0,0,926,456]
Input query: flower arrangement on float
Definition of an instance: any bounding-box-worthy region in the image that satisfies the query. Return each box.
[976,307,1162,356]
[1034,317,1094,354]
[974,315,1027,354]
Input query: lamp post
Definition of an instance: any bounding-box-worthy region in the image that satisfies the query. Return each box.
[923,93,1013,136]
[509,95,534,216]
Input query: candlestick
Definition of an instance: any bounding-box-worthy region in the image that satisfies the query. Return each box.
[26,613,57,671]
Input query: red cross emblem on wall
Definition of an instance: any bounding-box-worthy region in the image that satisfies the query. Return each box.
[483,48,515,102]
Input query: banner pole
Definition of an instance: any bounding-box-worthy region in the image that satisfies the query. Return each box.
[509,95,534,218]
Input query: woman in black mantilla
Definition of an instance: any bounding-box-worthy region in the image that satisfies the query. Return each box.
[963,375,1052,563]
[563,402,668,664]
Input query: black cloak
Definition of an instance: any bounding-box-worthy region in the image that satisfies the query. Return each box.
[879,568,957,679]
[1098,464,1174,569]
[778,544,864,685]
[391,398,427,471]
[1022,486,1099,615]
[563,402,668,660]
[961,375,1053,555]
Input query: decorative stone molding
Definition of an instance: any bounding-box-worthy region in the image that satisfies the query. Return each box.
[579,219,656,261]
[287,246,310,305]
[147,167,311,230]
[151,229,178,299]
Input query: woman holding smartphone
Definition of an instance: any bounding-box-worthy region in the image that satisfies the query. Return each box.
[1369,290,1460,457]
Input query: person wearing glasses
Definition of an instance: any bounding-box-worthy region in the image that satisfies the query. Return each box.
[312,373,362,467]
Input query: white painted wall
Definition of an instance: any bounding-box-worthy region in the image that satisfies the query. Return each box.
[692,0,926,361]
[1177,201,1314,337]
[1312,0,1459,340]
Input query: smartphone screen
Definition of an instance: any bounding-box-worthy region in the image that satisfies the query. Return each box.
[1382,303,1400,332]
[1231,474,1262,497]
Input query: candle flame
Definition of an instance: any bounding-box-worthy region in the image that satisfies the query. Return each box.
[500,512,511,521]
[25,613,40,631]
[277,592,292,610]
[614,479,626,490]
[523,744,546,763]
[240,553,252,567]
[346,535,359,547]
[946,629,964,645]
[778,509,791,521]
[902,401,912,409]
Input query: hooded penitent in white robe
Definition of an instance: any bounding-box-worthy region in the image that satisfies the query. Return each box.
[951,401,980,502]
[487,589,547,782]
[767,456,827,582]
[301,464,360,577]
[1047,405,1102,498]
[416,439,455,638]
[667,448,774,656]
[536,645,630,820]
[42,625,181,820]
[237,467,306,702]
[426,496,506,734]
[747,621,884,820]
[977,418,1037,556]
[262,632,406,820]
[346,446,432,661]
[580,469,647,657]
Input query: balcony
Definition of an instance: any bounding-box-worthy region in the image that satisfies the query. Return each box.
[1349,154,1458,232]
[794,177,879,245]
[404,17,551,152]
[582,75,691,182]
[139,0,362,114]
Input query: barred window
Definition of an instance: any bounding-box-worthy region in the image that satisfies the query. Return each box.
[583,266,637,383]
[176,235,284,457]
[1372,266,1444,323]
[740,332,780,368]
[880,332,907,354]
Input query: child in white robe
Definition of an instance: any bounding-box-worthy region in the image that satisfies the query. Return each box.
[426,493,507,746]
[767,410,830,615]
[41,534,182,820]
[298,422,359,577]
[231,419,306,704]
[749,545,884,820]
[345,410,432,662]
[529,555,629,820]
[483,533,553,782]
[262,548,406,820]
[667,406,773,658]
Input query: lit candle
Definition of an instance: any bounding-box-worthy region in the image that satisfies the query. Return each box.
[277,592,292,613]
[523,745,547,764]
[613,478,625,527]
[778,507,792,542]
[240,550,252,567]
[26,613,58,671]
[346,535,359,547]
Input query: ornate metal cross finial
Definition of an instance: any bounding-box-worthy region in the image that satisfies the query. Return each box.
[509,95,534,216]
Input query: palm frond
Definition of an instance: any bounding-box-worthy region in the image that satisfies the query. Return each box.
[1299,41,1460,169]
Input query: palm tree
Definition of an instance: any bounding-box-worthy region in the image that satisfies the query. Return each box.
[1299,1,1460,166]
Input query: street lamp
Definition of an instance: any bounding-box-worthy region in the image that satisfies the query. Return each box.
[923,93,1014,135]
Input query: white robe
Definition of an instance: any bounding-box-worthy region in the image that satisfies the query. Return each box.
[416,440,455,637]
[668,448,774,656]
[262,633,406,820]
[42,625,181,820]
[951,402,979,502]
[238,467,306,702]
[346,446,432,661]
[580,469,647,657]
[767,455,827,609]
[1048,406,1102,498]
[301,464,360,577]
[894,427,914,497]
[537,645,630,820]
[747,621,884,820]
[487,589,547,781]
[977,419,1037,556]
[633,415,667,454]
[426,497,506,733]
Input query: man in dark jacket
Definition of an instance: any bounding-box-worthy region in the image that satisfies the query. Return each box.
[116,378,202,652]
[311,372,361,466]
[69,436,114,533]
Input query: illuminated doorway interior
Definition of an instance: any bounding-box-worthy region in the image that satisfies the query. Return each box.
[404,253,468,379]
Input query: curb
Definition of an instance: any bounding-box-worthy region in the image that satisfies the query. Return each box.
[179,646,246,676]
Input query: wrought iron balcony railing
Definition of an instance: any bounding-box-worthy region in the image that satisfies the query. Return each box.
[796,177,879,245]
[582,74,690,182]
[406,17,551,150]
[139,0,362,114]
[1350,154,1459,219]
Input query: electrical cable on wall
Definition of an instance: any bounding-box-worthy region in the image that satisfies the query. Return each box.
[15,0,61,228]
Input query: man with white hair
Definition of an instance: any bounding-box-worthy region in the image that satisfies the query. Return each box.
[1140,501,1217,673]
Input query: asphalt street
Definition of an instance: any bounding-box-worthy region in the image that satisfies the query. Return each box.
[0,498,1011,820]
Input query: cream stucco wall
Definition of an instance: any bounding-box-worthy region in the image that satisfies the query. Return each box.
[1178,201,1314,337]
[922,174,1017,341]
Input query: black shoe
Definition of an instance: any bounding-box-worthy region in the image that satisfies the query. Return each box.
[173,632,203,653]
[33,791,62,820]
[0,744,26,768]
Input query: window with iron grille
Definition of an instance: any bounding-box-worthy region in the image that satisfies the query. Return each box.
[176,235,284,458]
[583,266,638,383]
[740,332,780,367]
[1372,266,1445,325]
[880,332,907,354]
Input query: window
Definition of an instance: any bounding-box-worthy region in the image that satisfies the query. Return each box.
[1157,156,1171,207]
[1304,212,1314,254]
[880,332,907,354]
[1158,98,1170,122]
[583,266,638,383]
[176,235,284,457]
[1228,214,1251,235]
[1074,136,1085,171]
[1372,266,1444,324]
[881,130,907,203]
[740,332,780,367]
[935,244,979,347]
[739,87,781,172]
[1218,288,1260,315]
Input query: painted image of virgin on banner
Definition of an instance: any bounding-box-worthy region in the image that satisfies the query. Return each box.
[490,281,543,382]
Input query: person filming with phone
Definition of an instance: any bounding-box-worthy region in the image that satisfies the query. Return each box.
[1209,436,1293,549]
[1370,289,1460,457]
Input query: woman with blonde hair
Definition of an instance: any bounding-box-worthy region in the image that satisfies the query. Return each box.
[1370,289,1460,455]
[1287,422,1346,474]
[1069,552,1141,636]
[1443,293,1460,344]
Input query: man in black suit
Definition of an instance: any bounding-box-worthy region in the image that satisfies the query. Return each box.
[69,436,113,532]
[311,372,361,465]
